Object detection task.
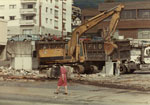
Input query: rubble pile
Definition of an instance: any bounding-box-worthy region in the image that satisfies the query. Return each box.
[1,65,150,91]
[0,66,39,77]
[47,66,74,79]
[65,66,74,79]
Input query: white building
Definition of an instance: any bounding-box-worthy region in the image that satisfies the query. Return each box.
[0,0,72,37]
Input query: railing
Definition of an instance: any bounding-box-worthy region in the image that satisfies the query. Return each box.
[20,19,36,26]
[21,0,37,3]
[20,8,37,14]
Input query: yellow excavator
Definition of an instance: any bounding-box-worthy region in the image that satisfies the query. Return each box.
[36,4,129,73]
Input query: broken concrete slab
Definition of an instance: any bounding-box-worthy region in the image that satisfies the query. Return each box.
[0,66,40,77]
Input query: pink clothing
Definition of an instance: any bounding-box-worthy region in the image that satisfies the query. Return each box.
[57,66,67,86]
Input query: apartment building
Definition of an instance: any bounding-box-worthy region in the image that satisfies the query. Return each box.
[82,1,150,39]
[98,1,150,39]
[0,0,72,37]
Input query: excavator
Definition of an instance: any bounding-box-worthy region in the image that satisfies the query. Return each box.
[36,4,133,73]
[68,4,124,59]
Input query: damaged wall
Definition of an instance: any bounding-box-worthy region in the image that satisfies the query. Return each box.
[7,41,33,70]
[0,45,6,61]
[0,19,7,61]
[0,19,7,45]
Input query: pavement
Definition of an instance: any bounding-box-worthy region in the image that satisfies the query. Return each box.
[71,70,150,91]
[0,81,150,105]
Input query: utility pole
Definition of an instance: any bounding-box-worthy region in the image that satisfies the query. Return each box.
[39,0,42,35]
[61,0,64,40]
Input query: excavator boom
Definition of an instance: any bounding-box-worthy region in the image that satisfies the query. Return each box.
[68,4,124,56]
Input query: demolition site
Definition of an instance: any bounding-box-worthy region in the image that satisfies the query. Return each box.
[1,1,150,105]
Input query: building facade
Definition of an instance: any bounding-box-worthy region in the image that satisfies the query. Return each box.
[82,1,150,39]
[0,0,72,37]
[81,8,100,36]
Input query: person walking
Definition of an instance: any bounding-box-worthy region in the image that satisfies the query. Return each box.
[54,64,68,95]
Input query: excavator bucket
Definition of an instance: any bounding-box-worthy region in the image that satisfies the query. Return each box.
[104,41,118,55]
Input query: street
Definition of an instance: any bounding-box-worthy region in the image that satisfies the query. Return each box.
[0,80,150,105]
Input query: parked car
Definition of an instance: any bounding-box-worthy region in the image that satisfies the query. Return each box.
[8,34,41,41]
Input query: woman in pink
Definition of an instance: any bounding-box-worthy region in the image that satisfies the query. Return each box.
[55,65,68,95]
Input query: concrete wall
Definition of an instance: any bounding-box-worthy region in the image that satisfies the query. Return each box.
[0,45,6,60]
[7,41,32,57]
[8,26,20,35]
[0,19,7,60]
[7,41,34,70]
[12,57,32,70]
[0,19,7,45]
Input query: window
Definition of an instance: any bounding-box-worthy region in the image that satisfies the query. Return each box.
[138,9,150,19]
[50,19,52,24]
[0,16,4,19]
[26,16,34,20]
[9,5,16,9]
[63,12,66,20]
[121,10,136,19]
[9,16,15,20]
[63,22,66,30]
[54,20,58,29]
[62,2,66,10]
[46,7,48,12]
[46,18,48,23]
[0,5,5,9]
[55,0,59,7]
[50,8,53,14]
[54,10,58,18]
[27,4,33,9]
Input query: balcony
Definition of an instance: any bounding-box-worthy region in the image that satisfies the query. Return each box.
[20,19,36,26]
[20,8,37,14]
[21,0,37,3]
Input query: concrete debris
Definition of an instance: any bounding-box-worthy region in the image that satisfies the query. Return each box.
[0,65,116,81]
[0,66,39,76]
[47,66,74,79]
[65,66,74,79]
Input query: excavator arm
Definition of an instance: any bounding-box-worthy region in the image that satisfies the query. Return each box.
[103,5,124,55]
[68,4,124,56]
